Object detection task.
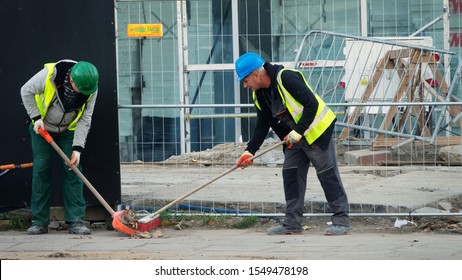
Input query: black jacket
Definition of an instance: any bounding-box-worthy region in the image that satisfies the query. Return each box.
[246,62,335,155]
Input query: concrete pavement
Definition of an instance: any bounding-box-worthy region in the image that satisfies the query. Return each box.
[1,227,461,260]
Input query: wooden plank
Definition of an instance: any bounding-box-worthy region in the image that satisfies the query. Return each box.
[376,160,459,166]
[388,48,410,59]
[426,58,448,94]
[375,50,420,141]
[339,53,388,139]
[424,81,462,130]
[371,136,462,149]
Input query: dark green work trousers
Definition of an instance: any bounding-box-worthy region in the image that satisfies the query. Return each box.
[29,125,86,226]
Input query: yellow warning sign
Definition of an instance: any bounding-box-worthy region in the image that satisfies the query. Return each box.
[127,24,163,37]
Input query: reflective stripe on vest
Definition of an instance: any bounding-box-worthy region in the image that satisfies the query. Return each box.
[276,68,336,144]
[253,91,261,110]
[34,63,90,131]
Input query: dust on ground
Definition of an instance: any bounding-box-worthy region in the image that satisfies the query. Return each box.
[157,214,462,235]
[1,211,461,260]
[2,207,462,235]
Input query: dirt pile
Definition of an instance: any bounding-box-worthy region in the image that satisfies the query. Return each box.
[162,138,285,166]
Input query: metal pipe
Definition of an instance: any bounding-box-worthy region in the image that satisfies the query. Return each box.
[118,104,254,109]
[232,0,241,142]
[410,13,445,37]
[430,57,462,144]
[118,101,462,109]
[336,121,431,142]
[330,101,462,107]
[160,212,462,218]
[391,137,416,150]
[177,0,186,154]
[294,30,456,65]
[187,113,256,120]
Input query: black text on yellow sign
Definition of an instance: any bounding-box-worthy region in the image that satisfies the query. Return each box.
[127,24,163,37]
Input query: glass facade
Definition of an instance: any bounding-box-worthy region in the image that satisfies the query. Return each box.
[115,0,461,162]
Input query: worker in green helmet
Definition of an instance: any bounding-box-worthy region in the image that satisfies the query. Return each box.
[21,59,99,235]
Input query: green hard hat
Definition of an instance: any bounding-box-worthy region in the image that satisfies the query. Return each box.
[70,61,99,95]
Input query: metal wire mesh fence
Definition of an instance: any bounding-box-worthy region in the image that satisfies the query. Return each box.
[117,5,462,219]
[294,31,462,165]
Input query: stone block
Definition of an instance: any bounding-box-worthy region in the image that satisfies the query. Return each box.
[438,145,462,165]
[344,149,393,166]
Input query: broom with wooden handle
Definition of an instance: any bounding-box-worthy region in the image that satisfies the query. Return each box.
[37,127,146,235]
[136,140,285,232]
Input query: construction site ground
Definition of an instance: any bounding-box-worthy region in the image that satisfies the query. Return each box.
[1,218,462,260]
[1,166,462,260]
[1,141,462,261]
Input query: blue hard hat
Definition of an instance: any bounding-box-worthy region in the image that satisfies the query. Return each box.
[235,52,265,80]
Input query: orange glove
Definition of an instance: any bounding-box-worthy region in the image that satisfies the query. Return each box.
[236,151,254,169]
[284,130,302,149]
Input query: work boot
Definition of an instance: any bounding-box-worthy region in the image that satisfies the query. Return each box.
[68,222,91,235]
[27,225,48,235]
[267,225,303,235]
[324,225,352,236]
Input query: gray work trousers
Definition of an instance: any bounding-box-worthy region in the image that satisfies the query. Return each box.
[282,138,350,228]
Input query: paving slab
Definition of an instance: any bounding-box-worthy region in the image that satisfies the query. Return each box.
[1,228,461,260]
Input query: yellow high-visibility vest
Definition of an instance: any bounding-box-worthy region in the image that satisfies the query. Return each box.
[34,63,92,131]
[253,68,335,144]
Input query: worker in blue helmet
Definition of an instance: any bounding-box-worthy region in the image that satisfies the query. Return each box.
[235,52,351,236]
[235,52,265,81]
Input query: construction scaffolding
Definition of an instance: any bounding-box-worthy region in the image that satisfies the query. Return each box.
[293,30,462,150]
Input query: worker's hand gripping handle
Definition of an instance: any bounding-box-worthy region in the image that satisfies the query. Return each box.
[38,127,53,144]
[37,127,115,215]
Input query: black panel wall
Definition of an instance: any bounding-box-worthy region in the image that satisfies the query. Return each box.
[0,0,121,214]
